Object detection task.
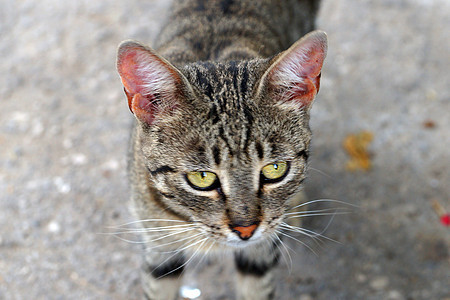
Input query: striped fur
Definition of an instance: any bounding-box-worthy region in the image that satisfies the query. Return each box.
[117,0,325,299]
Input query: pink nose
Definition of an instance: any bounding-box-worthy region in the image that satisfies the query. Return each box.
[231,224,258,240]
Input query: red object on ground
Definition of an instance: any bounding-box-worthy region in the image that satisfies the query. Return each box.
[440,214,450,226]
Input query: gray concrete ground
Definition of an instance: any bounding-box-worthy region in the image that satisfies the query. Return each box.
[0,0,448,299]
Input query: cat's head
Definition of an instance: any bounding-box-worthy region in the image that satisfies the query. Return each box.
[117,31,327,247]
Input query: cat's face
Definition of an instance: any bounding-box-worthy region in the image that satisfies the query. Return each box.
[117,31,327,247]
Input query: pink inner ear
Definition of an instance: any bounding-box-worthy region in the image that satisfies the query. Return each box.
[118,50,146,96]
[117,44,180,125]
[270,32,327,108]
[297,45,325,80]
[287,78,318,108]
[130,93,157,125]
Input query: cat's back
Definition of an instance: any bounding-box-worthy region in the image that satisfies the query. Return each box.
[155,0,320,65]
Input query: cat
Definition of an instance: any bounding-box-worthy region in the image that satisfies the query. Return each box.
[116,0,327,299]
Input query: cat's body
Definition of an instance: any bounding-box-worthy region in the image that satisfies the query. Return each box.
[116,0,326,299]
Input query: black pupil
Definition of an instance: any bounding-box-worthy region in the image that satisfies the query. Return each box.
[273,164,278,170]
[201,172,207,179]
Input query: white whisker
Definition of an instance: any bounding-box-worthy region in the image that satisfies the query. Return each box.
[268,234,289,272]
[285,207,350,216]
[110,235,145,244]
[286,211,351,219]
[108,218,195,228]
[309,167,333,179]
[144,228,200,244]
[195,239,215,270]
[157,238,208,279]
[274,234,293,274]
[146,234,200,254]
[105,225,198,236]
[107,226,199,245]
[276,230,318,257]
[318,210,338,236]
[149,235,205,274]
[280,223,339,245]
[111,224,197,234]
[289,198,358,211]
[149,233,206,250]
[161,236,209,254]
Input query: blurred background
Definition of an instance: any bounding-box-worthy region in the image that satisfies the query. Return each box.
[0,0,448,299]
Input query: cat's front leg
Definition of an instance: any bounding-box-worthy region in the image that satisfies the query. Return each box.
[141,250,185,300]
[234,241,281,300]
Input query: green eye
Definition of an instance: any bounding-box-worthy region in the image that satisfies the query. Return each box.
[261,161,288,181]
[186,171,217,190]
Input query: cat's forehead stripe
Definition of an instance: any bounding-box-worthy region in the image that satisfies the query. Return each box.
[255,142,264,159]
[212,145,221,166]
[195,68,214,101]
[187,61,255,106]
[240,62,249,97]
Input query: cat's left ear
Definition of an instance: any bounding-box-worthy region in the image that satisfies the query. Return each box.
[258,30,327,111]
[116,41,192,125]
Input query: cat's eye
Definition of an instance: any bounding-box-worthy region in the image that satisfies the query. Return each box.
[261,161,289,183]
[186,171,218,190]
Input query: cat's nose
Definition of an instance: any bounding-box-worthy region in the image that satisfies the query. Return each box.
[230,223,258,240]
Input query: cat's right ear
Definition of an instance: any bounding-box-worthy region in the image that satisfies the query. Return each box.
[257,31,328,112]
[117,41,190,125]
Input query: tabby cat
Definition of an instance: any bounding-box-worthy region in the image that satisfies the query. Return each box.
[116,0,327,299]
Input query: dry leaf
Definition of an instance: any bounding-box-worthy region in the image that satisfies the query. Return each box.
[343,131,374,171]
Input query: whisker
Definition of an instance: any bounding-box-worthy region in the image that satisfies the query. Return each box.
[149,235,205,275]
[195,239,215,270]
[157,238,208,279]
[140,223,197,230]
[274,234,293,275]
[268,234,289,273]
[103,225,197,237]
[108,223,197,233]
[145,232,202,253]
[160,236,209,254]
[289,198,358,211]
[309,167,333,179]
[109,235,145,244]
[149,233,206,250]
[108,218,195,228]
[285,207,350,216]
[286,211,351,219]
[280,223,339,245]
[281,206,344,249]
[280,223,316,237]
[281,226,326,249]
[106,227,199,245]
[276,230,318,257]
[317,210,338,236]
[143,228,201,244]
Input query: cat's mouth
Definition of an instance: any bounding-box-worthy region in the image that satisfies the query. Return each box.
[225,238,263,248]
[224,226,266,248]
